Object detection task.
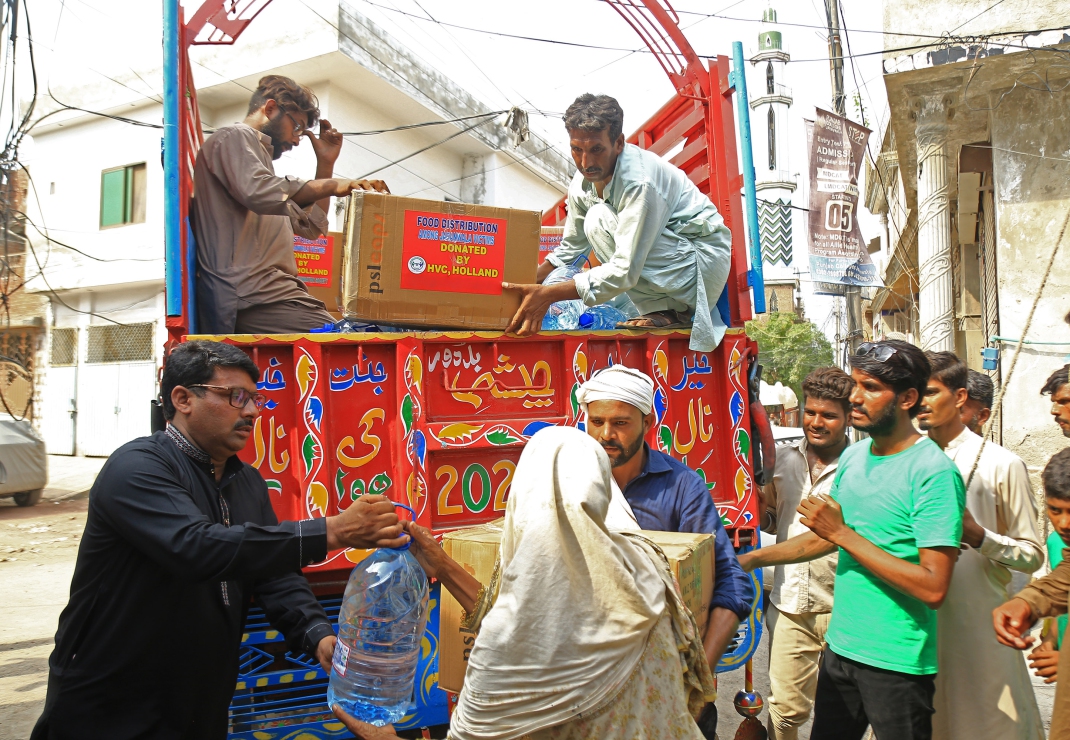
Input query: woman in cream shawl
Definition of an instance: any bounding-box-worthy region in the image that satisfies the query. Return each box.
[333,426,714,740]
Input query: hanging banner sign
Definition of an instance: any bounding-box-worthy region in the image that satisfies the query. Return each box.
[807,109,881,293]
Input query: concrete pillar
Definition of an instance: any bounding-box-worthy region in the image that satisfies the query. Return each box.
[912,94,956,352]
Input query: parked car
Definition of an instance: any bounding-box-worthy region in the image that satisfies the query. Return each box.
[0,413,47,506]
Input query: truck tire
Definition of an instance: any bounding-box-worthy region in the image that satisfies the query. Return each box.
[13,489,43,507]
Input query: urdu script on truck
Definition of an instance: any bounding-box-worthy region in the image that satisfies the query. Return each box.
[211,330,761,561]
[164,0,769,734]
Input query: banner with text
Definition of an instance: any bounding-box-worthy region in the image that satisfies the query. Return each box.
[807,109,880,293]
[294,234,335,288]
[400,210,508,295]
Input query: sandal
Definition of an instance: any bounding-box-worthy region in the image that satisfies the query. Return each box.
[615,309,693,331]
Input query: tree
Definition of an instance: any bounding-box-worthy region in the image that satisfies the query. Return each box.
[745,313,835,404]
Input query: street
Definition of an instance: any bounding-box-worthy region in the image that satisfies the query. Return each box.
[0,455,1058,740]
[0,455,104,740]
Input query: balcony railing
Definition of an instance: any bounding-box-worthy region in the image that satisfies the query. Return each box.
[750,83,793,105]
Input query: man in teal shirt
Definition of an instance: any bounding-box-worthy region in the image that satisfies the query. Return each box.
[741,340,965,740]
[504,94,732,352]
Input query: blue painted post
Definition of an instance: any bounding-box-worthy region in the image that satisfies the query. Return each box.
[163,0,182,317]
[729,41,766,314]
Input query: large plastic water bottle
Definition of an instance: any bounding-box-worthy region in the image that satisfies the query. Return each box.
[543,253,589,286]
[578,304,628,330]
[327,512,429,727]
[542,299,585,330]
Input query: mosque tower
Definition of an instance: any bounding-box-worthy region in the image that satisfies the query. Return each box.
[749,6,795,271]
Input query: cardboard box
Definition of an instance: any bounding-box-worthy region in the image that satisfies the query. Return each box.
[294,231,344,317]
[341,193,540,329]
[539,226,563,265]
[437,520,715,694]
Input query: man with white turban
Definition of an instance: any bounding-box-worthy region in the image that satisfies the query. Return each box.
[575,364,754,739]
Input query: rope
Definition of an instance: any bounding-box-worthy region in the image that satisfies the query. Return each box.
[963,205,1070,485]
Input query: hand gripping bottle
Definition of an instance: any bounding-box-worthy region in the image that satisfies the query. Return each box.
[327,504,429,726]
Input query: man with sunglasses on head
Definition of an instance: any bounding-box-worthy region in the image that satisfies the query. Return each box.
[31,341,409,740]
[739,340,965,740]
[193,75,389,335]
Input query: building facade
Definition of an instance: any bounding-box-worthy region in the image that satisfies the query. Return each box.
[865,0,1070,474]
[24,0,571,456]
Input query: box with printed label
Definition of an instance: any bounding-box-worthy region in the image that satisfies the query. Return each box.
[341,193,540,329]
[538,226,563,265]
[293,231,344,317]
[437,520,715,694]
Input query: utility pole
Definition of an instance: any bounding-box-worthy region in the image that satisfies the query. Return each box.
[825,0,863,357]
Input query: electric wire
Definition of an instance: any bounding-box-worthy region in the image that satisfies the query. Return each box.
[355,114,498,179]
[398,144,556,198]
[19,211,162,263]
[305,0,569,192]
[357,0,1070,65]
[967,206,1069,486]
[339,110,506,135]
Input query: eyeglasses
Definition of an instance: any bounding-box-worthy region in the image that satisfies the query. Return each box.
[856,342,899,362]
[283,111,306,136]
[187,384,267,410]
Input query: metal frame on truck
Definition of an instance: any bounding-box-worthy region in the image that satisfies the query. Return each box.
[161,1,770,736]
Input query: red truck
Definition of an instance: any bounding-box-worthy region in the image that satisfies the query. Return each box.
[162,2,770,736]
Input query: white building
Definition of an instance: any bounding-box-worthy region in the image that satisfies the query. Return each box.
[24,0,571,457]
[865,0,1070,478]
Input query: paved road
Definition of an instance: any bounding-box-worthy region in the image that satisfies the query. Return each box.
[713,599,1055,740]
[0,454,103,740]
[0,455,1059,739]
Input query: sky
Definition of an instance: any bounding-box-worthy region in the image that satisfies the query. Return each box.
[17,0,897,340]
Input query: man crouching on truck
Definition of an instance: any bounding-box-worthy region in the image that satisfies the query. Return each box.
[194,75,388,334]
[576,365,753,738]
[31,341,409,740]
[504,94,733,352]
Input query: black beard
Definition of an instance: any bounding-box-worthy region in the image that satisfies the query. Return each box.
[261,115,290,160]
[602,435,645,468]
[853,401,899,435]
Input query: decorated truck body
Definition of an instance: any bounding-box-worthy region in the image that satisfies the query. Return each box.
[212,329,765,736]
[162,1,770,736]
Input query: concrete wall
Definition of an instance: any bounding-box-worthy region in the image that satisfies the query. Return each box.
[883,0,1066,52]
[25,111,165,294]
[989,84,1070,473]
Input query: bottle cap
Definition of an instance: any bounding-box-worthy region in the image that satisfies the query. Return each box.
[391,502,416,551]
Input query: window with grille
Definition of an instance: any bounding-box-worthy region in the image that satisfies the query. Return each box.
[100,163,147,228]
[86,323,155,364]
[50,328,77,367]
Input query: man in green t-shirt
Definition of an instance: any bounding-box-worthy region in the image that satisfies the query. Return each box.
[741,340,965,739]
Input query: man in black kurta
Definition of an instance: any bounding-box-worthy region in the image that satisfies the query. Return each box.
[32,341,407,739]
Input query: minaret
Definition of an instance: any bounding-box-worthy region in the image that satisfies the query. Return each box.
[749,7,794,268]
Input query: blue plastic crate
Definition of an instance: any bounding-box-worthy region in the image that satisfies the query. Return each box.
[228,584,449,738]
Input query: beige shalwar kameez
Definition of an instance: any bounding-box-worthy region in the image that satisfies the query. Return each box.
[192,123,333,334]
[762,438,841,740]
[932,428,1045,740]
